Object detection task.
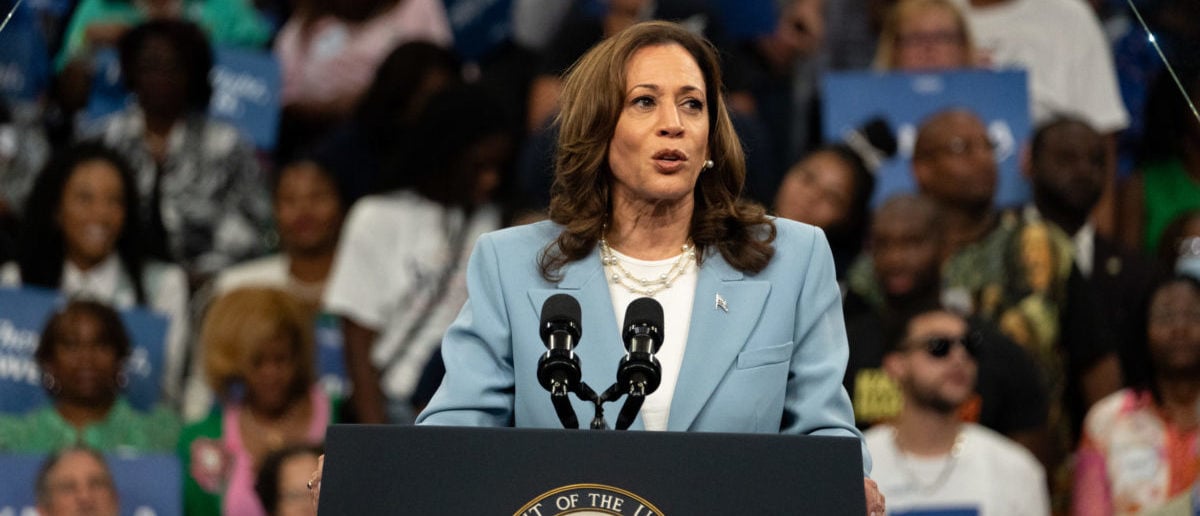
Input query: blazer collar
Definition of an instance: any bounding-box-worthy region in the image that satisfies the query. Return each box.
[527,248,770,432]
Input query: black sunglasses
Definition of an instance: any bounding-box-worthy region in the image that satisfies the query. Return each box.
[907,333,980,359]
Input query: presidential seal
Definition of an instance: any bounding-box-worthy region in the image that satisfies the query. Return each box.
[515,483,664,515]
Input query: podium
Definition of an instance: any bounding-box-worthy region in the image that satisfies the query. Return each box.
[319,425,866,515]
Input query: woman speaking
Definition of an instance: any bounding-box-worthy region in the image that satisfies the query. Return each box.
[314,20,882,513]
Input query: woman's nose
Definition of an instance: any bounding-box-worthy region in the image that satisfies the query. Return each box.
[657,109,684,137]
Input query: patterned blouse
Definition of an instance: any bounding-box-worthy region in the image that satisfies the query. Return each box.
[86,107,273,278]
[1074,389,1199,515]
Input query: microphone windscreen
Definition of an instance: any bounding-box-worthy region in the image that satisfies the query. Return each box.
[622,297,664,351]
[540,293,582,342]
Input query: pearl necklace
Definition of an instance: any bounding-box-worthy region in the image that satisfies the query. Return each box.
[598,236,696,297]
[891,427,966,494]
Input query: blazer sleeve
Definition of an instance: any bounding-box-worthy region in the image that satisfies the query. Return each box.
[782,228,872,475]
[415,233,516,426]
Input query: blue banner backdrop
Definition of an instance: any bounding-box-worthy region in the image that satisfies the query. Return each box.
[0,287,168,414]
[821,69,1032,209]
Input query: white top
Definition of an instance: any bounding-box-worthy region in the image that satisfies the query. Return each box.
[213,254,290,294]
[1,256,189,406]
[953,0,1129,132]
[323,190,501,403]
[603,248,698,432]
[865,423,1050,516]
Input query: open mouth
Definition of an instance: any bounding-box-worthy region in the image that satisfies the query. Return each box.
[652,149,688,162]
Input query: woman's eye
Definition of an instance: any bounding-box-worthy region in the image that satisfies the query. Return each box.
[683,98,704,111]
[632,96,655,108]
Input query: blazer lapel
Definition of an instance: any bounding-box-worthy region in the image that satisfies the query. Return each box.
[668,253,771,431]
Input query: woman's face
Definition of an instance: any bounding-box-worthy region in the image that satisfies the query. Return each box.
[894,7,969,71]
[773,150,856,229]
[275,163,343,257]
[1147,282,1200,379]
[58,160,126,270]
[132,35,189,117]
[244,333,300,414]
[607,43,710,209]
[42,312,121,405]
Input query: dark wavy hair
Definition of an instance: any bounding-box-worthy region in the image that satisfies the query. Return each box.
[354,41,461,151]
[18,141,148,304]
[540,20,774,281]
[118,19,215,112]
[376,84,513,208]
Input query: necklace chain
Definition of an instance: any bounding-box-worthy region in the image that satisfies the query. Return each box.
[598,236,696,297]
[891,427,966,494]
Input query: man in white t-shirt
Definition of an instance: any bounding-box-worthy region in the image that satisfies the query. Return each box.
[865,308,1050,515]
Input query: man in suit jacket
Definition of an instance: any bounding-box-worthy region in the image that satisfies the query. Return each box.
[1024,116,1151,438]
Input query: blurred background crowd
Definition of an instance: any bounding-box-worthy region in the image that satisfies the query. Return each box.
[0,0,1197,514]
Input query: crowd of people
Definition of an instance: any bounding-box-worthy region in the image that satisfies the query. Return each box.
[0,0,1197,514]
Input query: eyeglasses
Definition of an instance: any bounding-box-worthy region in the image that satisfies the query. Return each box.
[905,333,979,359]
[919,136,998,158]
[897,30,965,47]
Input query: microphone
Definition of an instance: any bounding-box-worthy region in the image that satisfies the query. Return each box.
[537,294,583,429]
[615,297,664,430]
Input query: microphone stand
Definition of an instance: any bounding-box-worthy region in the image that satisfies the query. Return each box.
[545,379,634,431]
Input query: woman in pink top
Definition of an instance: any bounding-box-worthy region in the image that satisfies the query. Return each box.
[180,287,337,516]
[274,0,453,120]
[1073,276,1200,515]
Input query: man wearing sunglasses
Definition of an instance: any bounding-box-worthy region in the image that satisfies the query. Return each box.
[844,195,1048,447]
[865,307,1050,515]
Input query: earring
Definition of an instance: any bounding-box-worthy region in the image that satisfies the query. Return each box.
[42,372,61,394]
[703,159,714,170]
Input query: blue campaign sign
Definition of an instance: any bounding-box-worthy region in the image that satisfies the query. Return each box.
[0,0,50,102]
[314,312,349,400]
[82,46,280,150]
[209,47,281,150]
[83,48,133,124]
[0,287,168,414]
[0,453,182,516]
[445,0,512,61]
[822,70,1032,209]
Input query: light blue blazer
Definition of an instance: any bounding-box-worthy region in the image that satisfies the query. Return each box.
[416,218,870,474]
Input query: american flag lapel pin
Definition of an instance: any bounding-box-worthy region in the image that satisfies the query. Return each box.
[715,293,728,313]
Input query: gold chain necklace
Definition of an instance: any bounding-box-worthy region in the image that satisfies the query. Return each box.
[598,236,696,297]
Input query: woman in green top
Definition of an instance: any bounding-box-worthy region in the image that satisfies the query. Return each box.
[1120,65,1200,255]
[0,299,180,453]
